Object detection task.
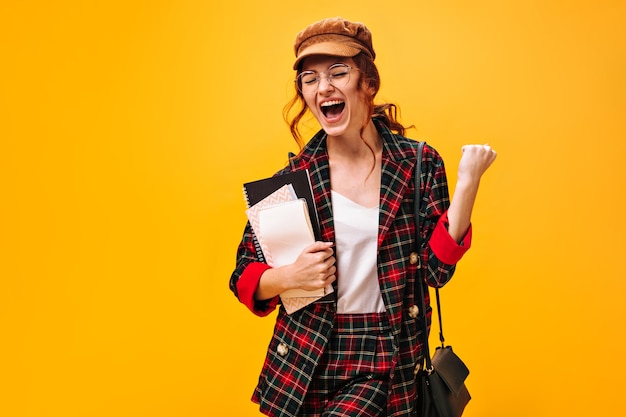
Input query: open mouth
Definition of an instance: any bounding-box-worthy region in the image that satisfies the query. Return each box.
[320,100,345,118]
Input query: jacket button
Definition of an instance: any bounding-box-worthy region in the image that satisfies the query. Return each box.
[277,342,288,357]
[409,252,419,265]
[408,305,420,318]
[414,363,422,376]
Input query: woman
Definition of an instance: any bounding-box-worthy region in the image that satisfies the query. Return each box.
[230,17,496,417]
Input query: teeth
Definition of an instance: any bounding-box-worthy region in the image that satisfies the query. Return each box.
[321,100,344,107]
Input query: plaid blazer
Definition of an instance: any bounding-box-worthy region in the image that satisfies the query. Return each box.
[230,118,469,417]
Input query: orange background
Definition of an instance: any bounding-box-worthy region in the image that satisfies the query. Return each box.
[2,1,625,416]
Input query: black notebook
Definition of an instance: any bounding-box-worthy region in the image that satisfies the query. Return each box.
[243,169,321,241]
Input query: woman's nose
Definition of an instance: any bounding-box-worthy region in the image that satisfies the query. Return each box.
[317,75,334,94]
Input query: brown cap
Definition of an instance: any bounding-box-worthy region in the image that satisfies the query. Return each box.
[293,17,375,70]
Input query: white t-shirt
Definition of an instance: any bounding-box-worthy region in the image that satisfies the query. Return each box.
[331,190,385,313]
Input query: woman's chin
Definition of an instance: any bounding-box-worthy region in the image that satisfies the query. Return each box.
[319,114,350,136]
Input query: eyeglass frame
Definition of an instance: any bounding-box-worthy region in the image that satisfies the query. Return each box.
[295,63,359,95]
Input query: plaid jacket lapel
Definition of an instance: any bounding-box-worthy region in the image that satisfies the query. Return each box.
[288,130,335,244]
[375,120,416,333]
[378,140,414,248]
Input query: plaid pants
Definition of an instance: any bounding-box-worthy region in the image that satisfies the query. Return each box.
[299,312,394,417]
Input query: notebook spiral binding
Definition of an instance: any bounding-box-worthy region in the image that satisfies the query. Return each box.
[243,186,267,264]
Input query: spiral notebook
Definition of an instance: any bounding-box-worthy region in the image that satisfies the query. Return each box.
[243,170,332,313]
[243,169,321,241]
[244,184,299,268]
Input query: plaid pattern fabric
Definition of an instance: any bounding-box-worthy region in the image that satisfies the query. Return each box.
[299,313,393,417]
[231,118,458,417]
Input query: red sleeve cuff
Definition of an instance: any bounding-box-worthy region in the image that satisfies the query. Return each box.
[428,211,472,265]
[237,262,280,316]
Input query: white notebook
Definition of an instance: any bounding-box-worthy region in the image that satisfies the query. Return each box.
[258,199,324,299]
[245,184,297,267]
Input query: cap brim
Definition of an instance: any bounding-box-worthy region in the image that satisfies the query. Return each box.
[293,42,361,70]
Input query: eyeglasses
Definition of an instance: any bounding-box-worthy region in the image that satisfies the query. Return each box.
[295,63,358,95]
